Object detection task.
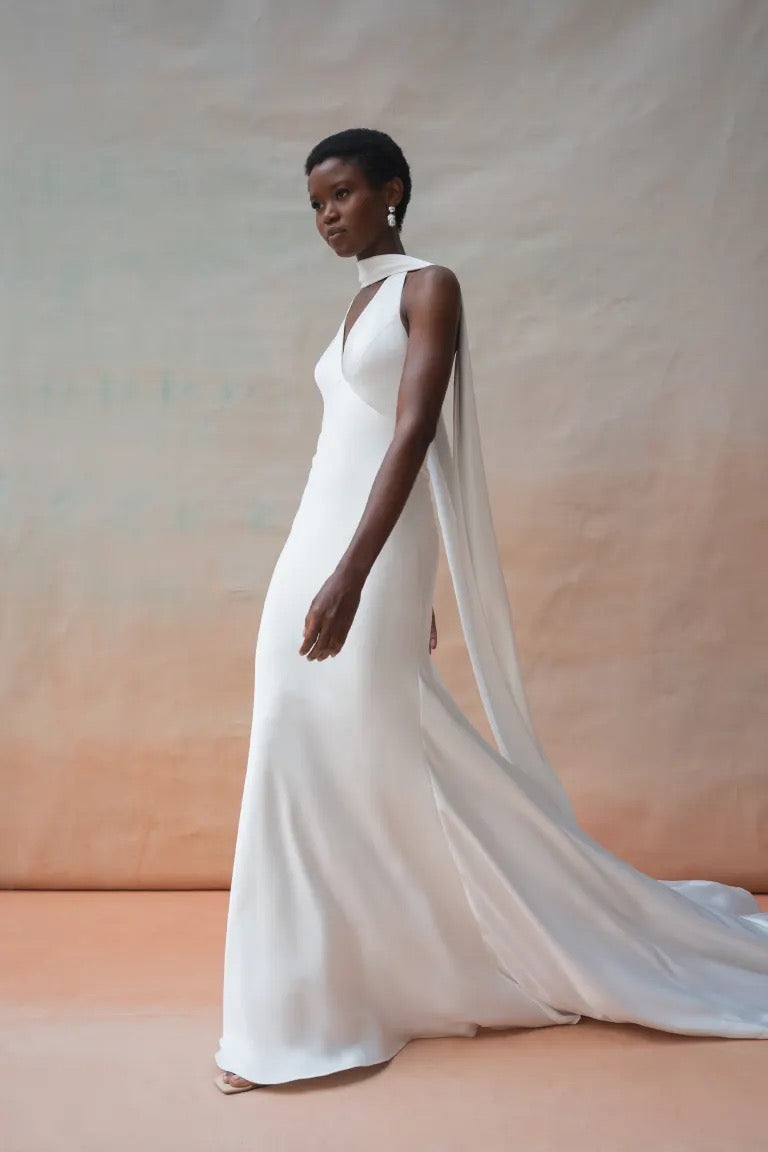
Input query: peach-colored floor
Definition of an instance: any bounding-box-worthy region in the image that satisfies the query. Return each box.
[2,892,766,1151]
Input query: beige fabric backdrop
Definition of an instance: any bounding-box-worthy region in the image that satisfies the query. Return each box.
[2,0,766,888]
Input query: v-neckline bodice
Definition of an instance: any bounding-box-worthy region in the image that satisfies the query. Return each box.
[339,252,435,360]
[341,279,388,355]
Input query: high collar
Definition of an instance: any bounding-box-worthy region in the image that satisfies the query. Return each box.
[356,252,433,287]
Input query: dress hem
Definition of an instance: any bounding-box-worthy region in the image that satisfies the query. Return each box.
[213,1035,411,1088]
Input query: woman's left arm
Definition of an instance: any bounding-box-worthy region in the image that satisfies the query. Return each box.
[299,266,461,661]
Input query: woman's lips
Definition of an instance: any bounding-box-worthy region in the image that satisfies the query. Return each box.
[328,230,345,243]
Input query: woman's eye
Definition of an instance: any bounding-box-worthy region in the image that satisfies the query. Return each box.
[336,188,349,199]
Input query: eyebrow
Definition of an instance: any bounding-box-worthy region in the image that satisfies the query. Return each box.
[308,176,354,195]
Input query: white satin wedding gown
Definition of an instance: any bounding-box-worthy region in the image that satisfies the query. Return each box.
[215,252,768,1086]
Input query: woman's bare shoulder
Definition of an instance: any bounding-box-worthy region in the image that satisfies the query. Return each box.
[401,263,462,347]
[408,262,460,286]
[403,263,462,309]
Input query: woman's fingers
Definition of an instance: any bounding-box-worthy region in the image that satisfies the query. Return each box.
[299,610,321,656]
[300,585,356,660]
[301,613,345,661]
[309,625,343,660]
[300,605,334,659]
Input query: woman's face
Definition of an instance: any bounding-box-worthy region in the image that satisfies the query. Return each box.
[307,157,399,258]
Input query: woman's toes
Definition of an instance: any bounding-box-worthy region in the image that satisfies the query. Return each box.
[224,1071,255,1087]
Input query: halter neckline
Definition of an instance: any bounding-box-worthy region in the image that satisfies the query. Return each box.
[356,252,433,287]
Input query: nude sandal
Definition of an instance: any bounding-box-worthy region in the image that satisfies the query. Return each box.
[214,1071,262,1094]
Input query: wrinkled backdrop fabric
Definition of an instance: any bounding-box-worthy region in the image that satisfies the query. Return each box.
[1,0,766,887]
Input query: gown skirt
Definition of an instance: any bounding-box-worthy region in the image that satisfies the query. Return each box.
[215,253,768,1086]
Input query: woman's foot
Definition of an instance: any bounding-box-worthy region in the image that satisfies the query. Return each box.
[222,1071,255,1088]
[214,1069,262,1094]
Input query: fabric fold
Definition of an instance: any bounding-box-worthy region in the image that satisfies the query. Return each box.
[357,253,577,823]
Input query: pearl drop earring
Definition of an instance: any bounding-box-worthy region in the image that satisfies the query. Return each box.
[387,205,397,228]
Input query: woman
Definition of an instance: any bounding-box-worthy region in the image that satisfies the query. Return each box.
[214,128,768,1093]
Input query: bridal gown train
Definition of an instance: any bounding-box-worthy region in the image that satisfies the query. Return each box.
[215,253,768,1086]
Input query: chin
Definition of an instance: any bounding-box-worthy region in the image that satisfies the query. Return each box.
[327,230,362,257]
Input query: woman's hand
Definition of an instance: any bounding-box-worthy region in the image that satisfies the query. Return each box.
[430,608,437,654]
[299,566,364,661]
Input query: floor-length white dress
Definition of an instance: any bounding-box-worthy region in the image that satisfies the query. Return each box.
[215,253,768,1086]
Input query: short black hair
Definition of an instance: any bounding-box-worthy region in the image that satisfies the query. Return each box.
[304,128,412,231]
